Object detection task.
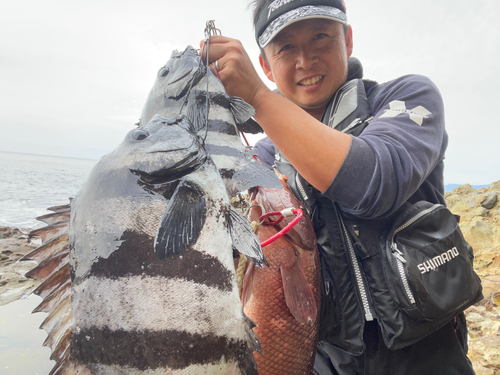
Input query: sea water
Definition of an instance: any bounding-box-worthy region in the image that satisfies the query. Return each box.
[0,151,97,228]
[0,151,97,374]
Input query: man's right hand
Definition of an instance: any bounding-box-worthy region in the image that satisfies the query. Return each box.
[199,36,270,109]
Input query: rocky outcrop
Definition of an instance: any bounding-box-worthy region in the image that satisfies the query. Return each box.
[446,181,500,374]
[0,227,38,306]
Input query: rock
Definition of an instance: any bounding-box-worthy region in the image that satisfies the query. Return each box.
[452,183,478,196]
[0,226,29,239]
[490,180,500,192]
[468,198,477,209]
[480,273,500,298]
[461,219,494,251]
[447,182,500,373]
[482,192,498,209]
[0,227,37,306]
[446,194,471,214]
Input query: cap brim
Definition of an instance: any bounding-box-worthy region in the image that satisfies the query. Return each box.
[258,5,347,49]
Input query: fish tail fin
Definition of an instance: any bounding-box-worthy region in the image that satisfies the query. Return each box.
[280,254,318,324]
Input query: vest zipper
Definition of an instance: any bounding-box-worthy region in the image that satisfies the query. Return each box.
[341,116,374,134]
[389,204,442,305]
[339,215,374,321]
[295,174,311,213]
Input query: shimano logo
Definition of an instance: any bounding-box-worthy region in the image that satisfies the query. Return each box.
[268,0,293,18]
[417,247,460,274]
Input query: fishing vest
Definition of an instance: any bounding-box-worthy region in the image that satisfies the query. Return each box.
[274,78,382,355]
[274,75,482,355]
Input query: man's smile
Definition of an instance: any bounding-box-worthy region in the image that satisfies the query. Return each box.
[298,75,324,86]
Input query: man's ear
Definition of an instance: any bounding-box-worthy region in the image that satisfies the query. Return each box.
[345,25,353,59]
[259,55,275,83]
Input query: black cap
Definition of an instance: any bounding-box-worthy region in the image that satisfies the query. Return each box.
[255,0,347,48]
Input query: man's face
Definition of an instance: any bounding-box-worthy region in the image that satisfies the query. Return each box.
[261,19,353,118]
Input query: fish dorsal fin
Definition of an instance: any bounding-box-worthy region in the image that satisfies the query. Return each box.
[229,96,256,125]
[36,211,70,226]
[154,180,206,259]
[23,206,73,372]
[29,222,69,243]
[46,203,71,213]
[21,234,69,264]
[280,254,318,324]
[228,207,267,269]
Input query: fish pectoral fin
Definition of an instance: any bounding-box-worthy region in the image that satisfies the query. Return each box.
[229,207,268,269]
[154,180,206,259]
[280,258,318,324]
[236,117,264,134]
[229,96,256,125]
[186,91,208,133]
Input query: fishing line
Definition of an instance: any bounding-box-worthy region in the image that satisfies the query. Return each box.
[259,208,304,248]
[201,20,221,141]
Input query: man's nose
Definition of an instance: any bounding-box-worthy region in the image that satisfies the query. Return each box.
[295,47,317,70]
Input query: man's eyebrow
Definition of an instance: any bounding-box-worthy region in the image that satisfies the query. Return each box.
[272,32,293,43]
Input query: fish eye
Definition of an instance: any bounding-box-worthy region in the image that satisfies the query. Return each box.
[130,129,149,141]
[159,67,170,77]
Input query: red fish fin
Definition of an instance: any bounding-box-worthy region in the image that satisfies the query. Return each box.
[241,261,256,308]
[281,259,317,324]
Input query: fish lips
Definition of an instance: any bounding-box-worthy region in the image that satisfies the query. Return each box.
[128,117,208,185]
[134,148,207,185]
[158,46,206,100]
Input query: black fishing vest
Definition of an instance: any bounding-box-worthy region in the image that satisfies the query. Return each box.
[274,78,384,355]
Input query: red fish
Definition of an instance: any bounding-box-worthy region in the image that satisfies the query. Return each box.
[242,176,320,374]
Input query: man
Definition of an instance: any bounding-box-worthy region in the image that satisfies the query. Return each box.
[202,0,476,373]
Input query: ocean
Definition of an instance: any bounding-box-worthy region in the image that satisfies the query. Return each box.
[0,151,97,229]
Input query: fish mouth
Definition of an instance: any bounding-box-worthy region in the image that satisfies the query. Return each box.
[162,47,206,100]
[132,150,208,185]
[298,75,324,86]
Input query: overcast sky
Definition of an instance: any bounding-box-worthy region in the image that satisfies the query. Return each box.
[1,0,498,185]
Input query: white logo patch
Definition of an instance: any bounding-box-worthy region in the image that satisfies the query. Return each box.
[380,100,431,126]
[267,0,294,18]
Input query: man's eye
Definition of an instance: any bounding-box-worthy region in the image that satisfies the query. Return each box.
[279,44,293,53]
[315,33,328,40]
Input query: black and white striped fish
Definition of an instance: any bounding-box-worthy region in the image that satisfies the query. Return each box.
[23,55,270,372]
[139,45,281,196]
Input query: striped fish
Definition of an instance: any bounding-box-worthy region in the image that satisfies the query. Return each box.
[23,65,269,372]
[139,45,281,196]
